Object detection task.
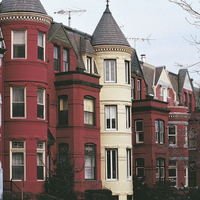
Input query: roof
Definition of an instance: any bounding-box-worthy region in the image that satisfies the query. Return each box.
[0,0,47,14]
[169,72,179,101]
[131,51,144,77]
[91,5,130,47]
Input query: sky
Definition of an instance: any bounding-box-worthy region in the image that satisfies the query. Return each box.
[41,0,200,85]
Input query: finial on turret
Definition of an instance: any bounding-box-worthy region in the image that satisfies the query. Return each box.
[106,0,109,7]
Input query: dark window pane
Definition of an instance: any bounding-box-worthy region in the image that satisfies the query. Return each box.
[107,151,111,179]
[112,118,116,128]
[37,105,44,119]
[107,119,110,129]
[38,46,44,60]
[139,132,144,141]
[13,45,25,58]
[37,166,44,180]
[12,166,24,180]
[59,110,68,125]
[54,59,59,71]
[112,151,116,179]
[13,103,24,117]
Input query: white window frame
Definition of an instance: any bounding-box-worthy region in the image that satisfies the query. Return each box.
[184,165,188,187]
[86,56,92,73]
[137,79,141,100]
[168,125,177,146]
[131,78,135,100]
[126,106,131,131]
[37,88,45,120]
[12,30,27,59]
[10,87,26,118]
[135,120,144,143]
[169,160,177,187]
[37,141,45,181]
[104,60,116,83]
[106,149,118,180]
[125,61,130,84]
[10,141,26,181]
[155,120,164,144]
[63,48,69,72]
[105,105,117,130]
[38,32,45,61]
[126,149,132,180]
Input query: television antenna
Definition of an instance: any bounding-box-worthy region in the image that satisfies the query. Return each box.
[54,9,86,27]
[127,34,155,49]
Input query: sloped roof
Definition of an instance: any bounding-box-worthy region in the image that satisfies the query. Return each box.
[91,5,130,47]
[0,0,47,14]
[131,51,143,77]
[154,67,164,86]
[178,69,187,93]
[80,37,96,55]
[142,65,155,95]
[169,72,179,101]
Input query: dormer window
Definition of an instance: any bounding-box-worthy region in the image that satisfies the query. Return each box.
[86,57,92,73]
[63,49,69,72]
[12,30,26,59]
[54,46,60,71]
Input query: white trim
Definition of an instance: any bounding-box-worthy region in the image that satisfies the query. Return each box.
[37,141,45,181]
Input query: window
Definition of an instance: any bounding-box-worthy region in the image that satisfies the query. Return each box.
[11,87,25,118]
[85,144,96,180]
[137,79,141,100]
[127,149,131,180]
[135,158,145,177]
[112,196,119,200]
[131,78,135,99]
[63,49,69,72]
[189,128,195,148]
[106,149,118,180]
[37,89,45,119]
[126,106,130,130]
[184,126,188,146]
[105,60,116,82]
[58,143,68,163]
[125,61,130,84]
[37,142,45,180]
[11,141,25,180]
[127,195,132,200]
[184,165,188,187]
[84,97,95,125]
[156,158,165,182]
[162,87,167,102]
[168,125,176,145]
[105,105,117,130]
[58,96,68,125]
[189,161,196,187]
[135,120,144,143]
[54,46,60,71]
[169,160,177,186]
[155,120,164,144]
[38,32,45,61]
[184,92,188,107]
[12,30,26,58]
[189,93,192,112]
[86,57,92,73]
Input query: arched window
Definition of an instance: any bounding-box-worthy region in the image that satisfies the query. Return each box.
[85,143,96,180]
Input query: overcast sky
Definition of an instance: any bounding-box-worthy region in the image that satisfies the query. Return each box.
[41,0,199,84]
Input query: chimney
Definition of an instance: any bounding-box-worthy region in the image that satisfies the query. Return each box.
[141,54,146,63]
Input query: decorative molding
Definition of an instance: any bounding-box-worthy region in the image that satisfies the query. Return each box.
[0,12,53,26]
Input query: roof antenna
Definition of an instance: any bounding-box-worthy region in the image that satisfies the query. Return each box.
[106,0,109,7]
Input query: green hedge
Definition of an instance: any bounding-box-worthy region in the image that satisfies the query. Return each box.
[85,189,112,200]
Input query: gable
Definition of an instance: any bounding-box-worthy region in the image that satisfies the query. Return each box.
[157,69,172,88]
[53,26,70,44]
[183,73,192,91]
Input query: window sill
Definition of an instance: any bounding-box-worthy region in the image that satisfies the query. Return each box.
[169,145,178,148]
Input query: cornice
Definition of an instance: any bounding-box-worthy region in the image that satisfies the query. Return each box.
[169,112,190,119]
[0,12,53,26]
[93,45,134,55]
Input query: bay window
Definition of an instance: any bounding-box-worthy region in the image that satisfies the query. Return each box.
[155,119,165,144]
[85,144,96,180]
[37,89,45,119]
[135,120,144,143]
[104,60,116,82]
[105,105,117,130]
[106,149,118,180]
[11,141,25,180]
[11,87,25,118]
[38,32,45,61]
[12,30,26,58]
[58,96,68,125]
[84,97,95,125]
[37,141,45,180]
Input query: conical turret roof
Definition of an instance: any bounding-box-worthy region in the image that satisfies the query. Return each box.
[0,0,47,14]
[92,5,130,47]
